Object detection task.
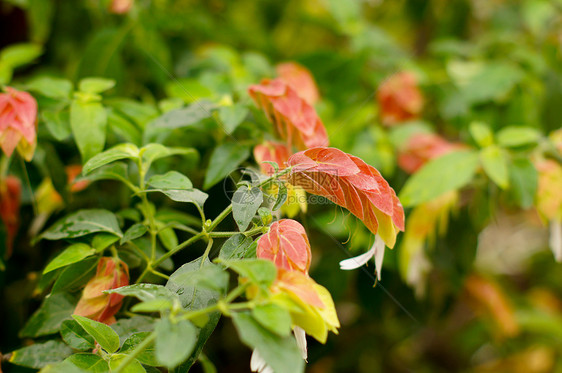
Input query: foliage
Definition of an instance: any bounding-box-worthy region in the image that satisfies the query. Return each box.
[1,0,562,372]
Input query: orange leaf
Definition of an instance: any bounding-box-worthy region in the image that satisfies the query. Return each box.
[248,79,328,150]
[287,147,404,247]
[276,62,320,105]
[257,219,312,273]
[377,72,424,126]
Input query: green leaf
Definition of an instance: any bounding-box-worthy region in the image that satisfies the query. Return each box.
[121,223,148,244]
[106,284,179,303]
[109,354,146,373]
[399,150,480,207]
[44,243,96,274]
[141,144,198,172]
[72,315,120,353]
[52,258,99,294]
[497,126,541,148]
[203,143,250,189]
[252,304,292,336]
[27,76,73,99]
[272,182,287,211]
[220,259,277,288]
[108,109,143,146]
[65,353,109,372]
[509,158,538,208]
[461,63,524,104]
[40,209,122,240]
[218,105,249,134]
[155,318,198,368]
[148,101,215,130]
[0,43,42,68]
[150,189,208,207]
[168,265,228,292]
[121,332,158,366]
[219,234,254,261]
[232,186,263,231]
[110,316,155,346]
[70,100,108,162]
[82,144,139,174]
[60,320,96,351]
[166,258,227,371]
[480,145,510,189]
[82,162,130,185]
[148,171,193,190]
[40,360,87,373]
[157,225,178,251]
[43,109,71,141]
[231,312,304,373]
[469,121,494,147]
[79,77,115,94]
[92,233,120,252]
[20,293,76,337]
[8,340,72,369]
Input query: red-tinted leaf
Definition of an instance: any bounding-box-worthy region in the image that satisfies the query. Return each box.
[248,79,328,150]
[398,133,465,174]
[0,87,38,161]
[253,141,291,176]
[0,176,21,258]
[276,62,320,105]
[287,147,404,247]
[377,72,423,126]
[74,257,129,325]
[257,219,311,273]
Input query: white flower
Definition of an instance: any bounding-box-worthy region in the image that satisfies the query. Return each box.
[250,350,274,373]
[293,326,307,361]
[550,219,562,262]
[339,235,386,280]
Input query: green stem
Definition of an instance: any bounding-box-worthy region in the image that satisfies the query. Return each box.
[200,238,213,269]
[113,332,156,373]
[152,232,206,268]
[207,205,232,231]
[209,226,264,238]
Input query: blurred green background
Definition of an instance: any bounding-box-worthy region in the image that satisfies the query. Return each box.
[1,0,562,372]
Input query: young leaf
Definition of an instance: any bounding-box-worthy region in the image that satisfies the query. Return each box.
[231,312,305,373]
[147,171,193,190]
[70,100,108,162]
[43,243,96,274]
[8,340,72,369]
[82,144,139,174]
[60,319,96,351]
[79,77,115,94]
[40,209,123,240]
[72,315,120,353]
[219,234,254,261]
[203,143,250,189]
[469,121,493,147]
[399,150,480,207]
[232,186,263,231]
[480,145,510,189]
[155,318,198,368]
